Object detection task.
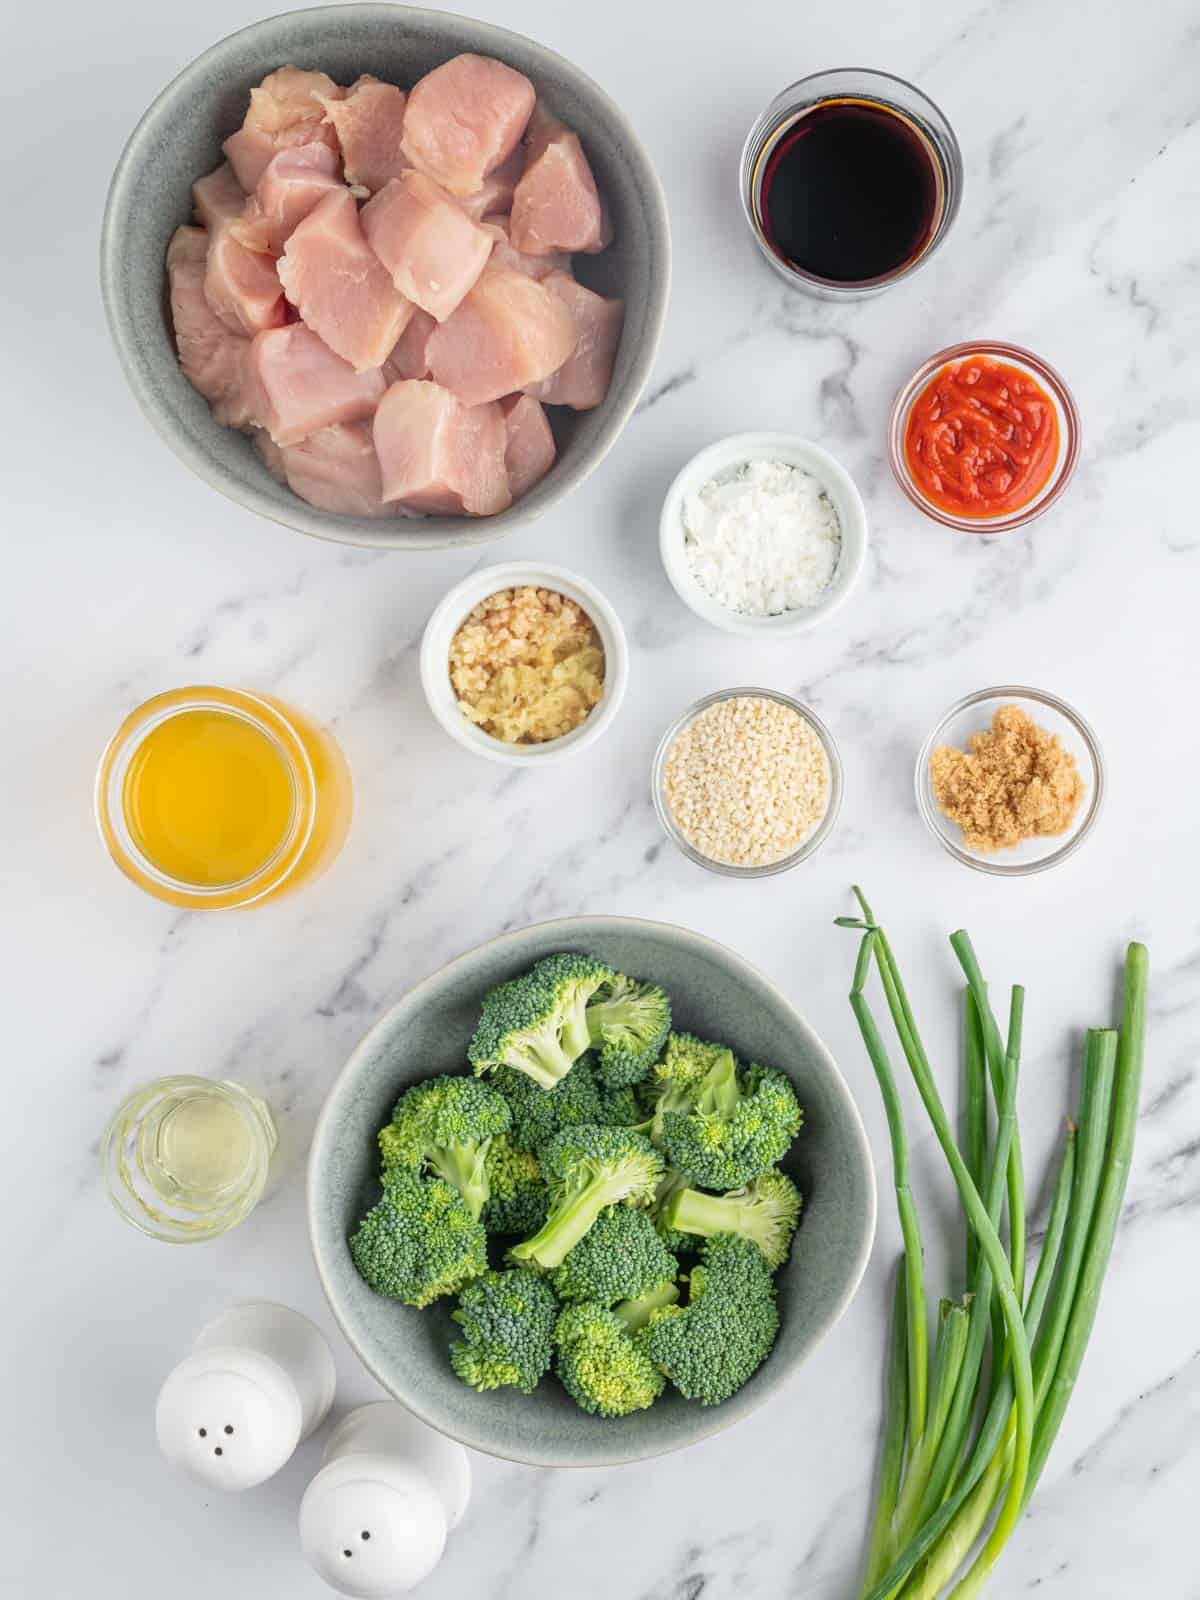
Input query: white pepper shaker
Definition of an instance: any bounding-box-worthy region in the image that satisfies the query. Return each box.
[156,1301,336,1491]
[299,1402,471,1596]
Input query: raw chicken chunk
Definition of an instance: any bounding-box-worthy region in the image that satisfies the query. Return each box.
[167,227,255,429]
[320,74,409,194]
[224,67,344,191]
[254,429,287,480]
[500,394,556,499]
[247,323,386,446]
[458,146,525,220]
[373,380,510,515]
[401,54,534,198]
[274,421,390,516]
[526,271,623,410]
[233,143,341,255]
[171,57,617,523]
[510,107,609,255]
[192,162,245,231]
[360,171,492,322]
[383,308,437,382]
[426,267,577,406]
[278,188,413,372]
[204,223,286,336]
[480,216,568,281]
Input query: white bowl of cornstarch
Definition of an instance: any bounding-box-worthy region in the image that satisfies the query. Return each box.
[659,433,868,637]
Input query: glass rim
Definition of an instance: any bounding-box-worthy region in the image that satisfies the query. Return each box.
[651,687,843,877]
[888,341,1082,532]
[914,684,1105,876]
[94,686,318,909]
[739,66,964,297]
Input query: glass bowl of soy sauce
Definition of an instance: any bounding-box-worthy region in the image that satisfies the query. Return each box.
[740,68,962,297]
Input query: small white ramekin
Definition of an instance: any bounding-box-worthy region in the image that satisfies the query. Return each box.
[659,432,868,638]
[419,562,629,767]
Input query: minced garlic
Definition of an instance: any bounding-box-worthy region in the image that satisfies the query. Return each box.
[448,586,605,745]
[663,694,830,867]
[930,704,1084,852]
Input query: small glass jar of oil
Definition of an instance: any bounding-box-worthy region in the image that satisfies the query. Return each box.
[95,686,351,909]
[102,1076,277,1242]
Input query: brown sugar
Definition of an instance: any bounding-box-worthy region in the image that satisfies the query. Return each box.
[929,704,1084,853]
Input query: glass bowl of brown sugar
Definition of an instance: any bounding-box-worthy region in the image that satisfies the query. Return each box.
[916,686,1105,876]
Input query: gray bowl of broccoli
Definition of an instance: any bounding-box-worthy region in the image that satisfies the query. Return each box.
[308,917,876,1466]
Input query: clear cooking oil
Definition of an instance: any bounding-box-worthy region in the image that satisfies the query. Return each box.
[103,1076,277,1243]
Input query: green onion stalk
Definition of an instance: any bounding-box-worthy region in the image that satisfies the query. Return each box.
[851,931,929,1447]
[907,990,1020,1536]
[900,1123,1076,1600]
[842,895,1147,1600]
[847,893,1036,1590]
[861,1267,911,1593]
[950,931,1026,1307]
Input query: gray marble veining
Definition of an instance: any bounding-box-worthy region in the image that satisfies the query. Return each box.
[3,0,1198,1595]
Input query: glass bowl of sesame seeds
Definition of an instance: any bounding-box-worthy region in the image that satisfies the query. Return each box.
[652,688,843,876]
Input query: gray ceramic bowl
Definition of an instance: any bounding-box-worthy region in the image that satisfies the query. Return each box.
[101,5,671,550]
[308,916,876,1466]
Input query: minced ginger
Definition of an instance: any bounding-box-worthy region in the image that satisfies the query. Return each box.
[929,704,1084,852]
[448,586,605,745]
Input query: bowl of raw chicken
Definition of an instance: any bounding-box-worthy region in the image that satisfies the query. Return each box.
[101,4,671,548]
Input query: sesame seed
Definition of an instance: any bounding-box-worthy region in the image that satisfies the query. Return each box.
[662,695,830,867]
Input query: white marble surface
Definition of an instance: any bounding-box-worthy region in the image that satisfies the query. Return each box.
[3,0,1198,1594]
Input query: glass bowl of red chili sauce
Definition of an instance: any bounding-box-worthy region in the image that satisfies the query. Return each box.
[888,342,1080,532]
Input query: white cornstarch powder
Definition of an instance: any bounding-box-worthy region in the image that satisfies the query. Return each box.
[681,459,842,615]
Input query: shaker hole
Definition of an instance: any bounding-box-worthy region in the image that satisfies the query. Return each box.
[198,1428,207,1438]
[224,1425,234,1435]
[214,1447,223,1456]
[343,1550,353,1559]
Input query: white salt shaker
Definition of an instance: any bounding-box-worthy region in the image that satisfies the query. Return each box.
[300,1402,471,1596]
[156,1301,336,1491]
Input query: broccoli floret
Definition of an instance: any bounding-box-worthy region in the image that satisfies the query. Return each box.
[661,1058,803,1191]
[493,1056,606,1154]
[651,1033,734,1094]
[596,1081,645,1127]
[449,1268,559,1394]
[643,1235,780,1405]
[553,1285,678,1417]
[378,1074,511,1220]
[469,953,613,1090]
[659,1170,803,1267]
[350,1171,487,1308]
[550,1206,679,1305]
[481,1135,549,1236]
[508,1124,665,1271]
[640,1032,736,1144]
[585,974,672,1089]
[650,1167,701,1259]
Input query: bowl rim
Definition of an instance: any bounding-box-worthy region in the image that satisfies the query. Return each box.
[651,687,844,875]
[915,684,1106,876]
[306,913,878,1466]
[658,432,868,637]
[99,2,672,552]
[887,341,1081,533]
[418,561,629,765]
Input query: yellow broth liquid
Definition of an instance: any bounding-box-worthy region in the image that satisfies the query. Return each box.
[123,708,295,887]
[115,691,352,905]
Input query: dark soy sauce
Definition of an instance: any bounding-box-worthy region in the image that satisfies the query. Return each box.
[758,99,940,285]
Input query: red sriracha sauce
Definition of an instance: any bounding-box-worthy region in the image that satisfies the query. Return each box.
[905,356,1059,519]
